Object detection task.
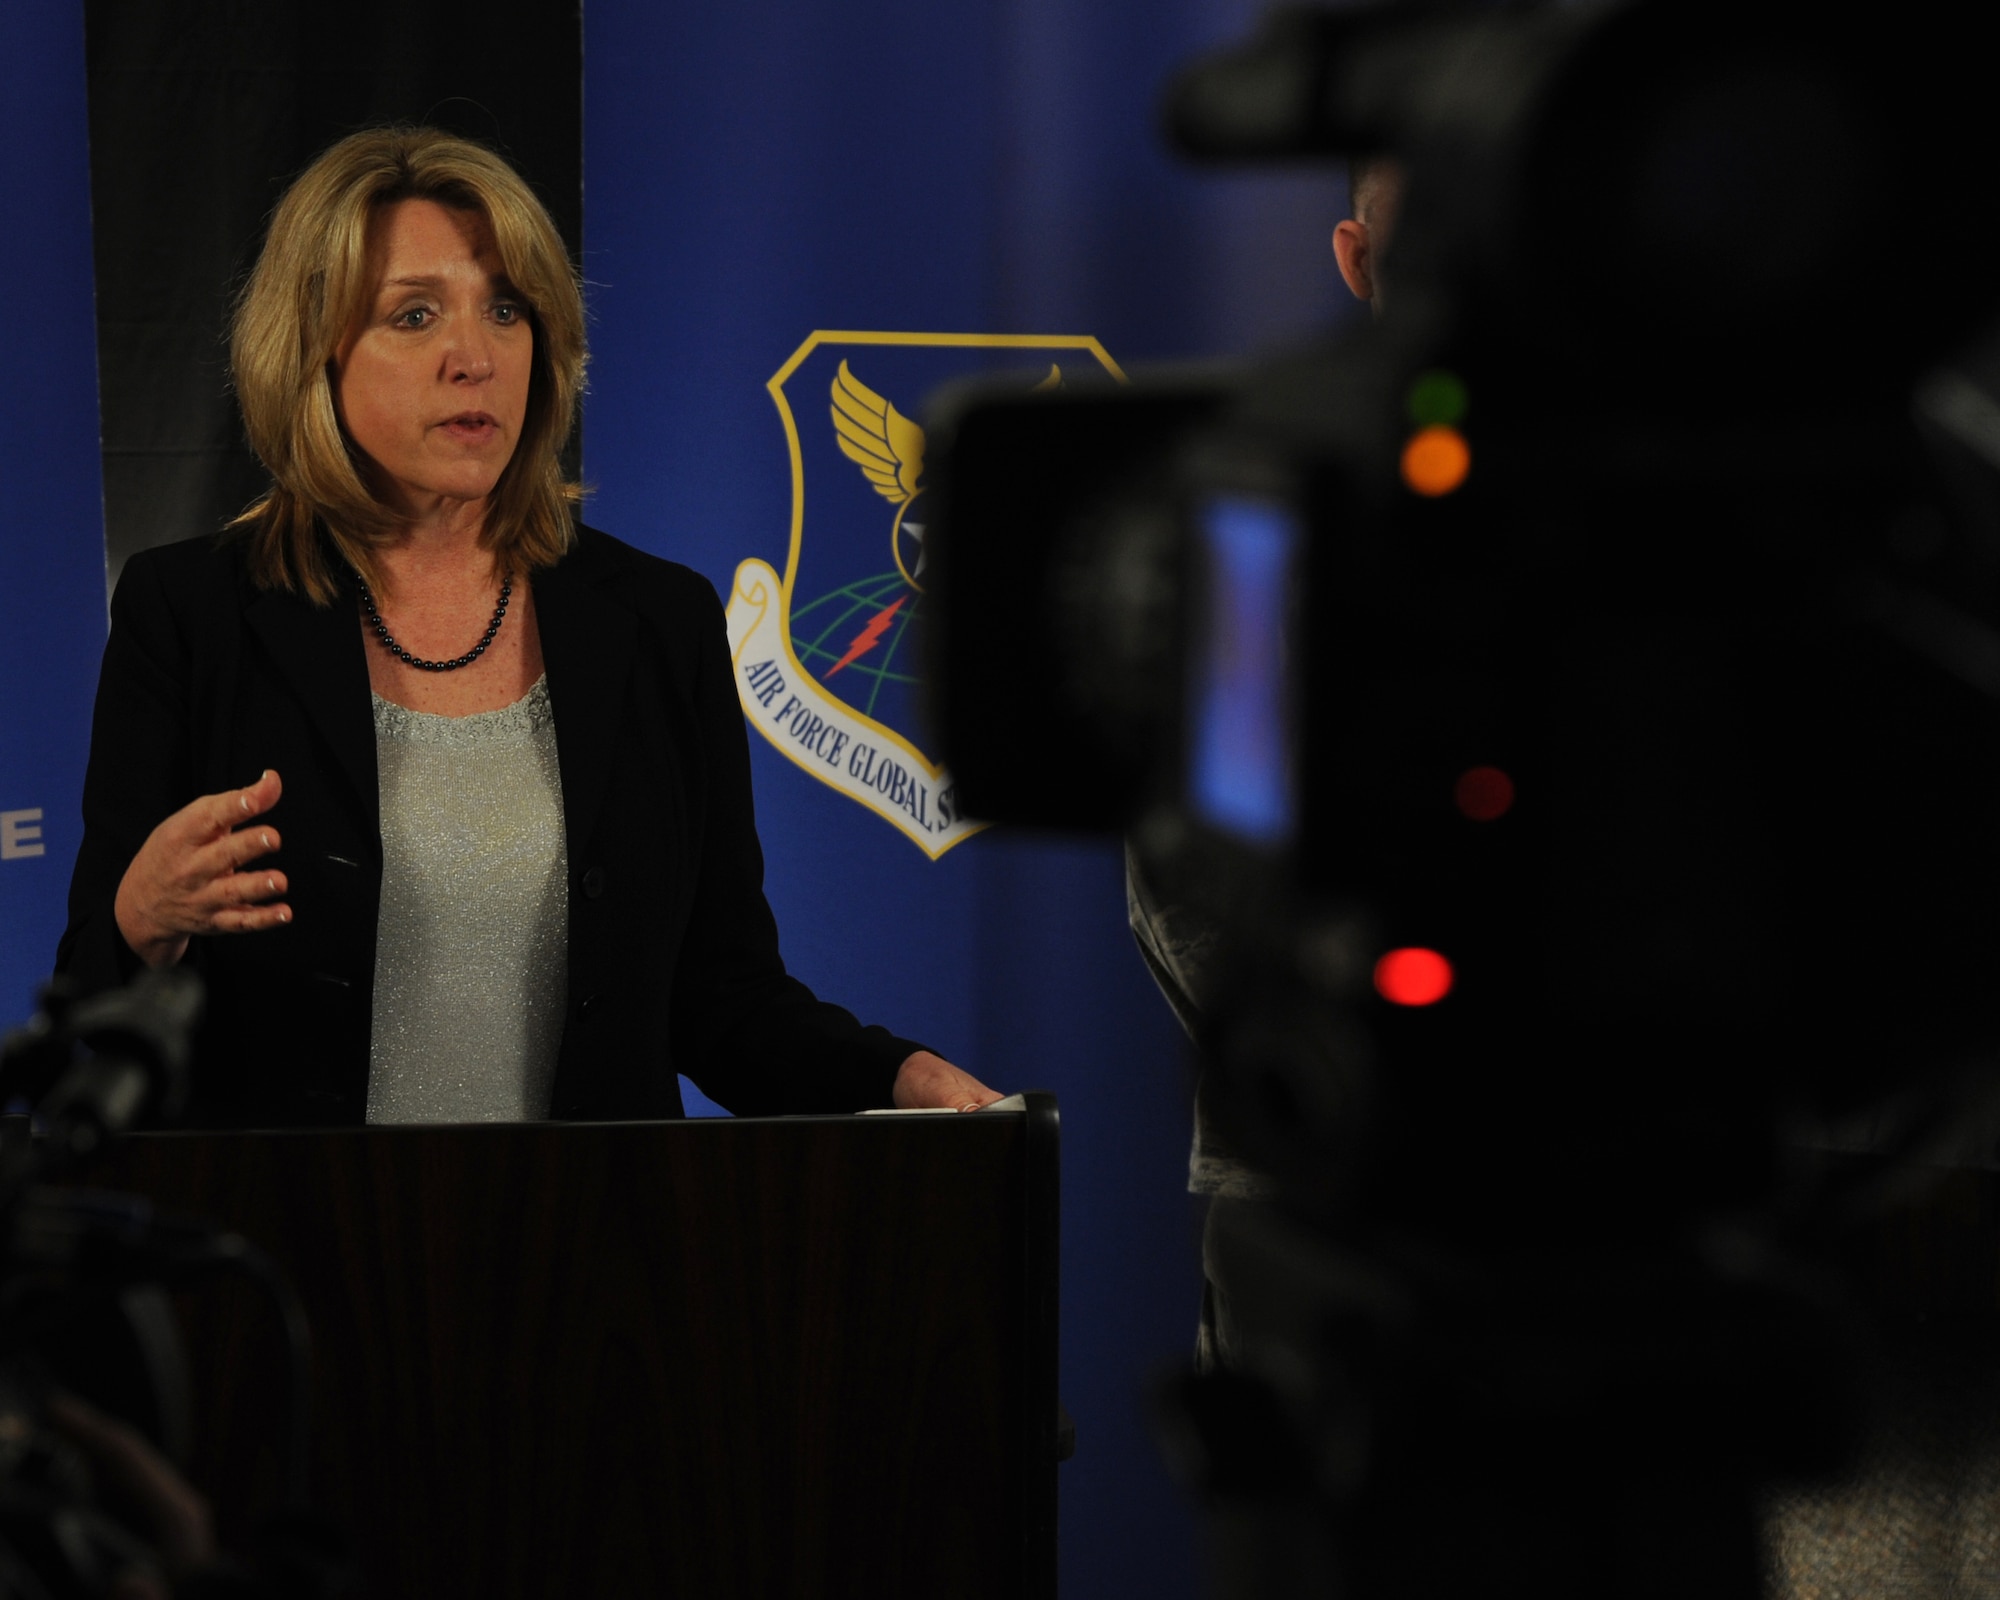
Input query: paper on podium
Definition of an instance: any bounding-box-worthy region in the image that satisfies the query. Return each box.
[861,1093,1028,1115]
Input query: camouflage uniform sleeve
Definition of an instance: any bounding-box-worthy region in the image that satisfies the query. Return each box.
[1124,841,1274,1201]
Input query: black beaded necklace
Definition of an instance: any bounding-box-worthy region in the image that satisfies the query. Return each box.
[354,569,512,673]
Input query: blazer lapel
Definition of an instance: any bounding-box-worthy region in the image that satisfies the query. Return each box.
[534,546,637,867]
[244,584,379,842]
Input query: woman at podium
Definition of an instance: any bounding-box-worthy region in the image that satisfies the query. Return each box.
[55,127,999,1128]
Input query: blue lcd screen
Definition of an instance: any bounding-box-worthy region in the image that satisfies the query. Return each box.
[1188,496,1299,847]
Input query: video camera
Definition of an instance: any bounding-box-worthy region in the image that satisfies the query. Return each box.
[925,0,2000,1215]
[922,2,2000,1592]
[0,973,339,1598]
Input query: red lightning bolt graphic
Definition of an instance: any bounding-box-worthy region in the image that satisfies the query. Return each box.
[825,594,908,677]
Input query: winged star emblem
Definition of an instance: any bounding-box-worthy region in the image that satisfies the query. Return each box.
[831,359,929,589]
[829,359,1062,591]
[722,332,1111,861]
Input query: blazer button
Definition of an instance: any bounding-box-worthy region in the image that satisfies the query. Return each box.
[582,866,606,900]
[578,994,601,1026]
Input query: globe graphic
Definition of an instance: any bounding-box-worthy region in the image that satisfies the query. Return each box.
[790,571,922,722]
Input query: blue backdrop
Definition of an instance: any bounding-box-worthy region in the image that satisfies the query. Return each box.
[0,2,1352,1592]
[0,2,107,1028]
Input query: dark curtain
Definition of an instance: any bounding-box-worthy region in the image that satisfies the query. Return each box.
[84,1,583,591]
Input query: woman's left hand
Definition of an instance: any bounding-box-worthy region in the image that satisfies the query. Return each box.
[893,1050,1006,1112]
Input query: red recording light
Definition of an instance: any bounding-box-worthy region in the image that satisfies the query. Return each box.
[1374,948,1454,1006]
[1454,766,1515,821]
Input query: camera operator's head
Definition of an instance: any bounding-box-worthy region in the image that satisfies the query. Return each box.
[1332,156,1401,310]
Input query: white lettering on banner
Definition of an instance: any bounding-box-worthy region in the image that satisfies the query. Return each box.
[725,559,979,858]
[0,809,45,861]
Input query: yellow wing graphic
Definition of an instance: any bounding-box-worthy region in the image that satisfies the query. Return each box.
[831,359,925,506]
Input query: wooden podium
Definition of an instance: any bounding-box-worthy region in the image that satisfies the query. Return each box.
[78,1096,1062,1600]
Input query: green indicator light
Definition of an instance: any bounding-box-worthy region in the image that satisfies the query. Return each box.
[1406,370,1468,428]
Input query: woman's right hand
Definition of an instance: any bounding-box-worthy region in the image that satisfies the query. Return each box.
[113,769,292,969]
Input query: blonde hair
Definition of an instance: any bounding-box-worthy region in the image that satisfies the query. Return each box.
[227,126,585,603]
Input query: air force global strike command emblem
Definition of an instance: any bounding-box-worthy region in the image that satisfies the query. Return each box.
[725,332,1126,857]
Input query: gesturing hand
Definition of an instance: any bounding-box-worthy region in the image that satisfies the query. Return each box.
[113,769,292,970]
[892,1050,1007,1112]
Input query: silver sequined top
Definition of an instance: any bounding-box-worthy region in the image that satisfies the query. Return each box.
[366,677,568,1123]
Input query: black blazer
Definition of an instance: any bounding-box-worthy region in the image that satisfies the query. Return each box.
[57,526,922,1126]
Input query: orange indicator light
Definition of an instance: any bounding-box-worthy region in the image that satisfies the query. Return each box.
[1374,948,1454,1006]
[1401,425,1471,497]
[1454,766,1515,821]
